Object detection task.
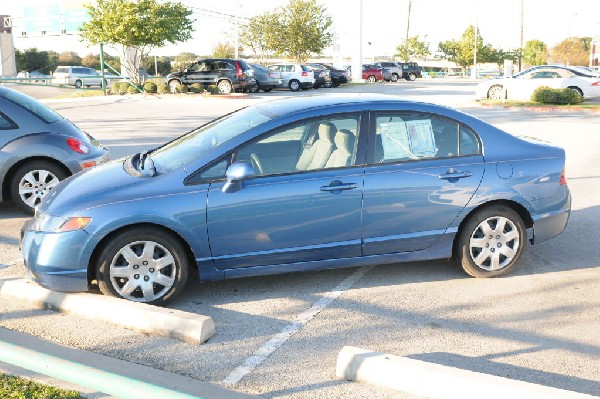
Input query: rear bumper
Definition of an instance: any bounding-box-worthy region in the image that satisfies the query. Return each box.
[532,192,571,244]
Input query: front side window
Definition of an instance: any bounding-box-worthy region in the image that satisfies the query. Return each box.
[233,115,360,178]
[374,113,480,163]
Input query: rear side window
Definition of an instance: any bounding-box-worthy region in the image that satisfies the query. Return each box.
[54,67,68,74]
[0,111,17,129]
[301,65,312,72]
[1,90,63,124]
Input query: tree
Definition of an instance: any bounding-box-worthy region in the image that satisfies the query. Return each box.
[549,37,588,66]
[523,40,547,66]
[438,25,496,73]
[144,56,172,76]
[395,35,429,62]
[273,0,333,62]
[80,0,194,84]
[15,48,52,73]
[82,53,101,70]
[240,12,280,64]
[172,52,198,72]
[212,42,236,59]
[57,51,82,66]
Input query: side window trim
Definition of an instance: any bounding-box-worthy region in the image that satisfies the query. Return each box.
[0,111,18,130]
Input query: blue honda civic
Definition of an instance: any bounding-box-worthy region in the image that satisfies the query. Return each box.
[21,94,571,304]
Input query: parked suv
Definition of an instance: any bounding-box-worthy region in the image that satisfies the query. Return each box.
[268,64,315,91]
[52,66,104,88]
[373,62,403,82]
[165,58,256,94]
[398,62,422,81]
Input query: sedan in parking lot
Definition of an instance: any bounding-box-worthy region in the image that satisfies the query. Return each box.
[0,86,109,214]
[476,65,600,100]
[22,94,570,304]
[248,64,282,93]
[268,64,315,91]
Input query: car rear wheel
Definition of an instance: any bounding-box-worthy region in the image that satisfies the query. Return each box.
[10,160,67,214]
[488,85,505,100]
[456,206,526,278]
[406,73,417,81]
[248,84,259,93]
[168,79,181,93]
[217,80,233,94]
[96,227,189,305]
[567,86,584,98]
[367,75,376,83]
[391,73,399,82]
[289,79,300,91]
[75,80,83,88]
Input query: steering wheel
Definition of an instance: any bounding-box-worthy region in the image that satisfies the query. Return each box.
[250,153,264,175]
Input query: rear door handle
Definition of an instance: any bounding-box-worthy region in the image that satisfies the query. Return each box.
[439,169,473,180]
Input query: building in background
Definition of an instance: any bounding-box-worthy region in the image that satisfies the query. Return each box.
[0,16,17,77]
[591,35,600,67]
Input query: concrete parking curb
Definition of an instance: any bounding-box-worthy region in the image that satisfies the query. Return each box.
[336,346,597,399]
[0,278,215,345]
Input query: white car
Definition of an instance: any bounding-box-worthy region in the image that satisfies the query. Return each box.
[475,65,600,101]
[268,64,315,91]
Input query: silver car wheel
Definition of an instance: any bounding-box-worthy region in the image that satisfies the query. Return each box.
[488,85,505,100]
[109,240,177,303]
[168,80,180,93]
[468,216,520,271]
[18,169,61,208]
[217,80,233,94]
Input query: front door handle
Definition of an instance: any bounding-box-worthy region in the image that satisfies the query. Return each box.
[320,182,358,192]
[439,169,473,181]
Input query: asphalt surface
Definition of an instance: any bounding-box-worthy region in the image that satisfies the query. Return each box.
[0,81,598,399]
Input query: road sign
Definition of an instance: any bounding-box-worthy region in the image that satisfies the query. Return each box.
[21,1,89,36]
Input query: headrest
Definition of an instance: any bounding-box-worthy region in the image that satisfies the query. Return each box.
[317,122,336,142]
[335,129,355,152]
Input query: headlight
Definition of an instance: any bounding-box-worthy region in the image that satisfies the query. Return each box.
[31,214,91,232]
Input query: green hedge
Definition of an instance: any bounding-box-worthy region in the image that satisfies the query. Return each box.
[157,83,169,94]
[143,82,157,93]
[207,84,219,95]
[531,86,583,105]
[190,83,205,93]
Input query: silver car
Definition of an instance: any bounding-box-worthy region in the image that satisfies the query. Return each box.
[0,86,109,213]
[52,66,105,88]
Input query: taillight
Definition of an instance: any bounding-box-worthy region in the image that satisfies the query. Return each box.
[592,81,600,86]
[66,137,90,154]
[234,61,245,78]
[560,168,567,185]
[301,71,310,76]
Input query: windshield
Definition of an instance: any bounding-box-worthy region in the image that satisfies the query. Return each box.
[150,105,277,173]
[1,89,63,124]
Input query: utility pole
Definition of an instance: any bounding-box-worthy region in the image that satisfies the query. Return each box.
[519,0,524,71]
[405,0,412,43]
[234,0,239,59]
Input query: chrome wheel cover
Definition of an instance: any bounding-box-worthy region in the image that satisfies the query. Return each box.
[488,86,504,100]
[290,81,299,90]
[18,169,60,209]
[469,216,520,271]
[109,240,177,302]
[218,80,232,94]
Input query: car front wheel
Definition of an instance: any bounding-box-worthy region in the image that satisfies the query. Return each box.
[10,160,67,214]
[406,73,417,81]
[456,206,526,278]
[96,227,189,304]
[168,80,181,93]
[488,85,505,100]
[391,73,399,82]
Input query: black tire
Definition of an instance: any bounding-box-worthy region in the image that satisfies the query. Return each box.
[456,205,526,278]
[75,80,83,88]
[289,79,300,91]
[406,73,417,81]
[10,160,68,214]
[248,85,259,93]
[96,227,189,305]
[567,86,583,98]
[367,75,376,83]
[262,88,273,93]
[168,79,181,93]
[391,73,399,82]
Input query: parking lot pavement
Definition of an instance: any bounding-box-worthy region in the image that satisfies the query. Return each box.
[0,84,598,399]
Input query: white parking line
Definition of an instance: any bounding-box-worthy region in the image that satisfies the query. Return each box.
[0,259,22,270]
[222,265,373,386]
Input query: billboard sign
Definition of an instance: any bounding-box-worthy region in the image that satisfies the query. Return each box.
[22,1,89,36]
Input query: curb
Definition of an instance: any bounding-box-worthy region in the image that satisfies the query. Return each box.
[0,278,215,345]
[477,102,600,113]
[336,346,596,399]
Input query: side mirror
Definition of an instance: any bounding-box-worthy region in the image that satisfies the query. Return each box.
[222,162,255,193]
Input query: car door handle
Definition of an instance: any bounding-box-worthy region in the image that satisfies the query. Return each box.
[439,170,473,180]
[320,183,358,192]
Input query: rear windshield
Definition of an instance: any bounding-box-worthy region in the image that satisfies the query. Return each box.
[301,65,312,72]
[0,89,63,124]
[54,67,68,74]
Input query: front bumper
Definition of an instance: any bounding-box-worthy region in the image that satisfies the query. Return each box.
[21,220,90,292]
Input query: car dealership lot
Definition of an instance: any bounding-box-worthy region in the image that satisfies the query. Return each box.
[0,82,598,398]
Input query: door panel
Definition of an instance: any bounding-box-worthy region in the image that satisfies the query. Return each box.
[207,169,363,269]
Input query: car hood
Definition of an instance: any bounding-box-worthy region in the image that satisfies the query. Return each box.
[38,159,144,216]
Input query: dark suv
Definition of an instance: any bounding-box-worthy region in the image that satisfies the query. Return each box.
[307,63,348,87]
[165,58,256,94]
[398,62,422,81]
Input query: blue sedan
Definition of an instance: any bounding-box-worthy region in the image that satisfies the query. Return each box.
[21,95,571,304]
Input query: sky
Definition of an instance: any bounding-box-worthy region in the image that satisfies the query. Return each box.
[3,0,600,61]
